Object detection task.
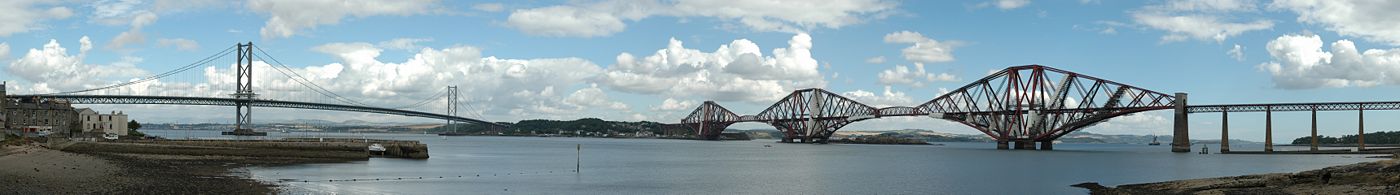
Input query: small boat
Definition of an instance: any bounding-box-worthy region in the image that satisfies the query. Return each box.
[764,144,772,147]
[102,133,119,140]
[368,143,387,152]
[1148,136,1162,146]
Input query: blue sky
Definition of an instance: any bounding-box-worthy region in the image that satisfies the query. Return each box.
[4,0,1400,142]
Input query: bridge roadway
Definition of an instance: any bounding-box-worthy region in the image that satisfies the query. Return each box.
[8,95,501,127]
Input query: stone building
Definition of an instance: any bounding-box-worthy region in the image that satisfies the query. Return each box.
[2,82,81,135]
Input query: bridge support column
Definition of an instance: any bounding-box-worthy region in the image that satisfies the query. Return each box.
[1039,141,1053,150]
[1013,140,1035,150]
[997,141,1009,150]
[1220,108,1229,153]
[1311,106,1318,151]
[1265,106,1273,153]
[1358,107,1365,151]
[1172,92,1190,153]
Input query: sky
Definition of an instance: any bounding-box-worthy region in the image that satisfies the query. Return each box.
[4,0,1400,142]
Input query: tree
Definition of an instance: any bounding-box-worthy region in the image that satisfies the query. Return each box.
[128,120,145,137]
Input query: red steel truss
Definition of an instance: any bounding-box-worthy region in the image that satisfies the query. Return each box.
[916,65,1175,144]
[677,65,1177,145]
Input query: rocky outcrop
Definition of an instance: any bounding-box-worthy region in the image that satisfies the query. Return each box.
[1081,157,1400,194]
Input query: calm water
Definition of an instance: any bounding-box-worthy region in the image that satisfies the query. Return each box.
[144,129,1380,194]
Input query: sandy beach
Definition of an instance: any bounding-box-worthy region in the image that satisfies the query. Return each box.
[0,144,131,194]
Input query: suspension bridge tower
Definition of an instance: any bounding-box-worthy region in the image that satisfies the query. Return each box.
[223,42,266,136]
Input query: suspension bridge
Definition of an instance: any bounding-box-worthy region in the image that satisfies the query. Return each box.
[680,65,1400,153]
[3,42,500,136]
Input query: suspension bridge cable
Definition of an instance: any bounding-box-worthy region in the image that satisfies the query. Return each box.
[387,88,448,109]
[34,45,238,95]
[254,54,371,107]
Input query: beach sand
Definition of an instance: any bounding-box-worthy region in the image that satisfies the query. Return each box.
[0,144,283,194]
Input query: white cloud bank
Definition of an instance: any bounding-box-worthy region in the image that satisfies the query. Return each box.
[1259,34,1400,89]
[1130,0,1272,43]
[248,0,440,39]
[598,33,825,103]
[506,0,898,37]
[1272,0,1400,46]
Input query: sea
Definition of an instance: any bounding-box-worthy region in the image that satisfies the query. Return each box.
[142,129,1381,194]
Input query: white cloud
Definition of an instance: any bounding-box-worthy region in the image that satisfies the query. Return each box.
[0,42,9,60]
[505,4,640,38]
[563,84,630,111]
[865,56,885,64]
[1258,34,1400,89]
[652,98,697,111]
[471,3,504,12]
[109,11,158,49]
[884,31,960,63]
[841,86,913,107]
[877,63,957,87]
[1272,0,1400,46]
[1130,0,1272,43]
[247,0,440,39]
[0,1,73,36]
[1227,44,1245,61]
[156,38,199,51]
[6,36,149,91]
[598,33,825,103]
[978,0,1031,10]
[377,38,432,51]
[506,0,897,37]
[1082,111,1172,135]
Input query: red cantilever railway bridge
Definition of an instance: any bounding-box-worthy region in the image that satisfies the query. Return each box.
[678,65,1400,152]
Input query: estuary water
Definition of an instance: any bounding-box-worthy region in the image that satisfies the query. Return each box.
[144,129,1379,194]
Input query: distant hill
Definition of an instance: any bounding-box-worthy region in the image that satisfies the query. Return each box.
[1290,131,1400,145]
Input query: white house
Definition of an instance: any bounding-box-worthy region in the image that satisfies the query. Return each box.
[77,108,128,136]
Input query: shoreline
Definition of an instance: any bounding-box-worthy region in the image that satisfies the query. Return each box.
[1,140,362,194]
[1076,155,1400,194]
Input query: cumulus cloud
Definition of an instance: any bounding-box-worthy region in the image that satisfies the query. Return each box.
[109,12,158,49]
[6,36,149,91]
[248,0,440,39]
[884,31,960,63]
[0,1,74,36]
[377,38,432,51]
[1272,0,1400,46]
[598,33,825,103]
[1228,44,1245,61]
[0,42,9,60]
[471,3,504,12]
[977,0,1031,10]
[506,0,897,37]
[156,38,199,51]
[877,63,958,87]
[841,86,914,107]
[1130,0,1272,43]
[652,98,697,111]
[564,84,630,111]
[865,56,885,64]
[1082,111,1172,135]
[1258,34,1400,89]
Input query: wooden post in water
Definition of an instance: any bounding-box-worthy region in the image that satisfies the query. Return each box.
[1221,108,1229,153]
[1265,106,1273,153]
[1311,106,1318,151]
[576,144,581,173]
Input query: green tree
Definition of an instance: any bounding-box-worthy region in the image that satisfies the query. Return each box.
[128,120,145,137]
